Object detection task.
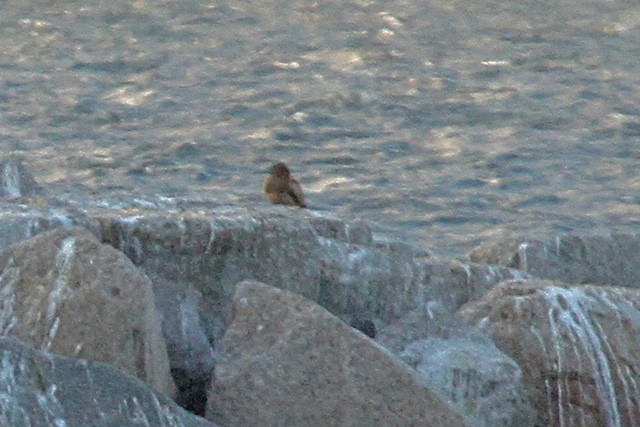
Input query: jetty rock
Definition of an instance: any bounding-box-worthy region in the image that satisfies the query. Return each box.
[0,336,215,427]
[377,302,538,426]
[1,160,640,425]
[459,280,640,427]
[207,280,468,426]
[0,225,175,397]
[0,156,42,200]
[0,193,529,424]
[92,203,529,416]
[469,234,640,287]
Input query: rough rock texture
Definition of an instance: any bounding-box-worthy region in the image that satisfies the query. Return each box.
[458,280,640,427]
[468,234,640,287]
[153,277,215,415]
[206,280,469,426]
[0,226,175,396]
[0,156,42,199]
[93,205,526,412]
[0,337,215,427]
[377,303,538,426]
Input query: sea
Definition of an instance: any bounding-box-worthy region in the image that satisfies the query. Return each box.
[2,0,640,257]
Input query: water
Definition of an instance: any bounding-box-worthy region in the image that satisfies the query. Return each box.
[2,0,640,256]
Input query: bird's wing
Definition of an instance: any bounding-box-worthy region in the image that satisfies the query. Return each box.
[288,179,306,207]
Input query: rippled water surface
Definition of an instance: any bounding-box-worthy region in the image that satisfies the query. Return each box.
[2,0,640,256]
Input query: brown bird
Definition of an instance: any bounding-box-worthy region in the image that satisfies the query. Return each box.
[263,162,306,207]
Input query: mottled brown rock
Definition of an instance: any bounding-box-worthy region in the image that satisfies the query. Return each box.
[207,280,468,426]
[468,234,640,287]
[458,280,640,427]
[0,226,175,396]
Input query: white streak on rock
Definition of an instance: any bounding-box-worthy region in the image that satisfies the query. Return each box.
[36,384,67,427]
[50,210,73,227]
[0,267,19,335]
[517,242,529,272]
[2,162,22,198]
[44,237,76,349]
[205,222,216,254]
[82,360,107,421]
[0,353,29,425]
[484,265,498,282]
[131,396,150,425]
[542,287,621,427]
[531,326,554,424]
[44,317,60,351]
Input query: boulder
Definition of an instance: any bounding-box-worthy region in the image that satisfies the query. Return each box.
[468,234,640,287]
[93,207,525,410]
[377,303,538,426]
[0,226,175,396]
[206,280,468,426]
[0,156,42,199]
[458,280,640,426]
[0,195,537,417]
[0,336,215,427]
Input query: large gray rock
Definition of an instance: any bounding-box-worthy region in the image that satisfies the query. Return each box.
[0,226,175,396]
[468,234,640,287]
[377,303,538,426]
[207,280,469,426]
[0,336,215,427]
[458,280,640,427]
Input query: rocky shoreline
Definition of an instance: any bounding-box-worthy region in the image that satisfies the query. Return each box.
[0,157,638,426]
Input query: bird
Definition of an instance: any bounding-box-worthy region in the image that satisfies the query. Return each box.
[263,162,306,208]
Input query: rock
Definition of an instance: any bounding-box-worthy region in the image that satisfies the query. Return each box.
[0,196,534,417]
[400,339,537,427]
[377,303,538,426]
[316,238,526,320]
[376,301,489,353]
[0,203,97,252]
[468,234,640,287]
[0,156,42,199]
[206,280,468,426]
[91,205,525,413]
[0,226,175,396]
[458,280,640,427]
[0,336,215,427]
[153,277,215,416]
